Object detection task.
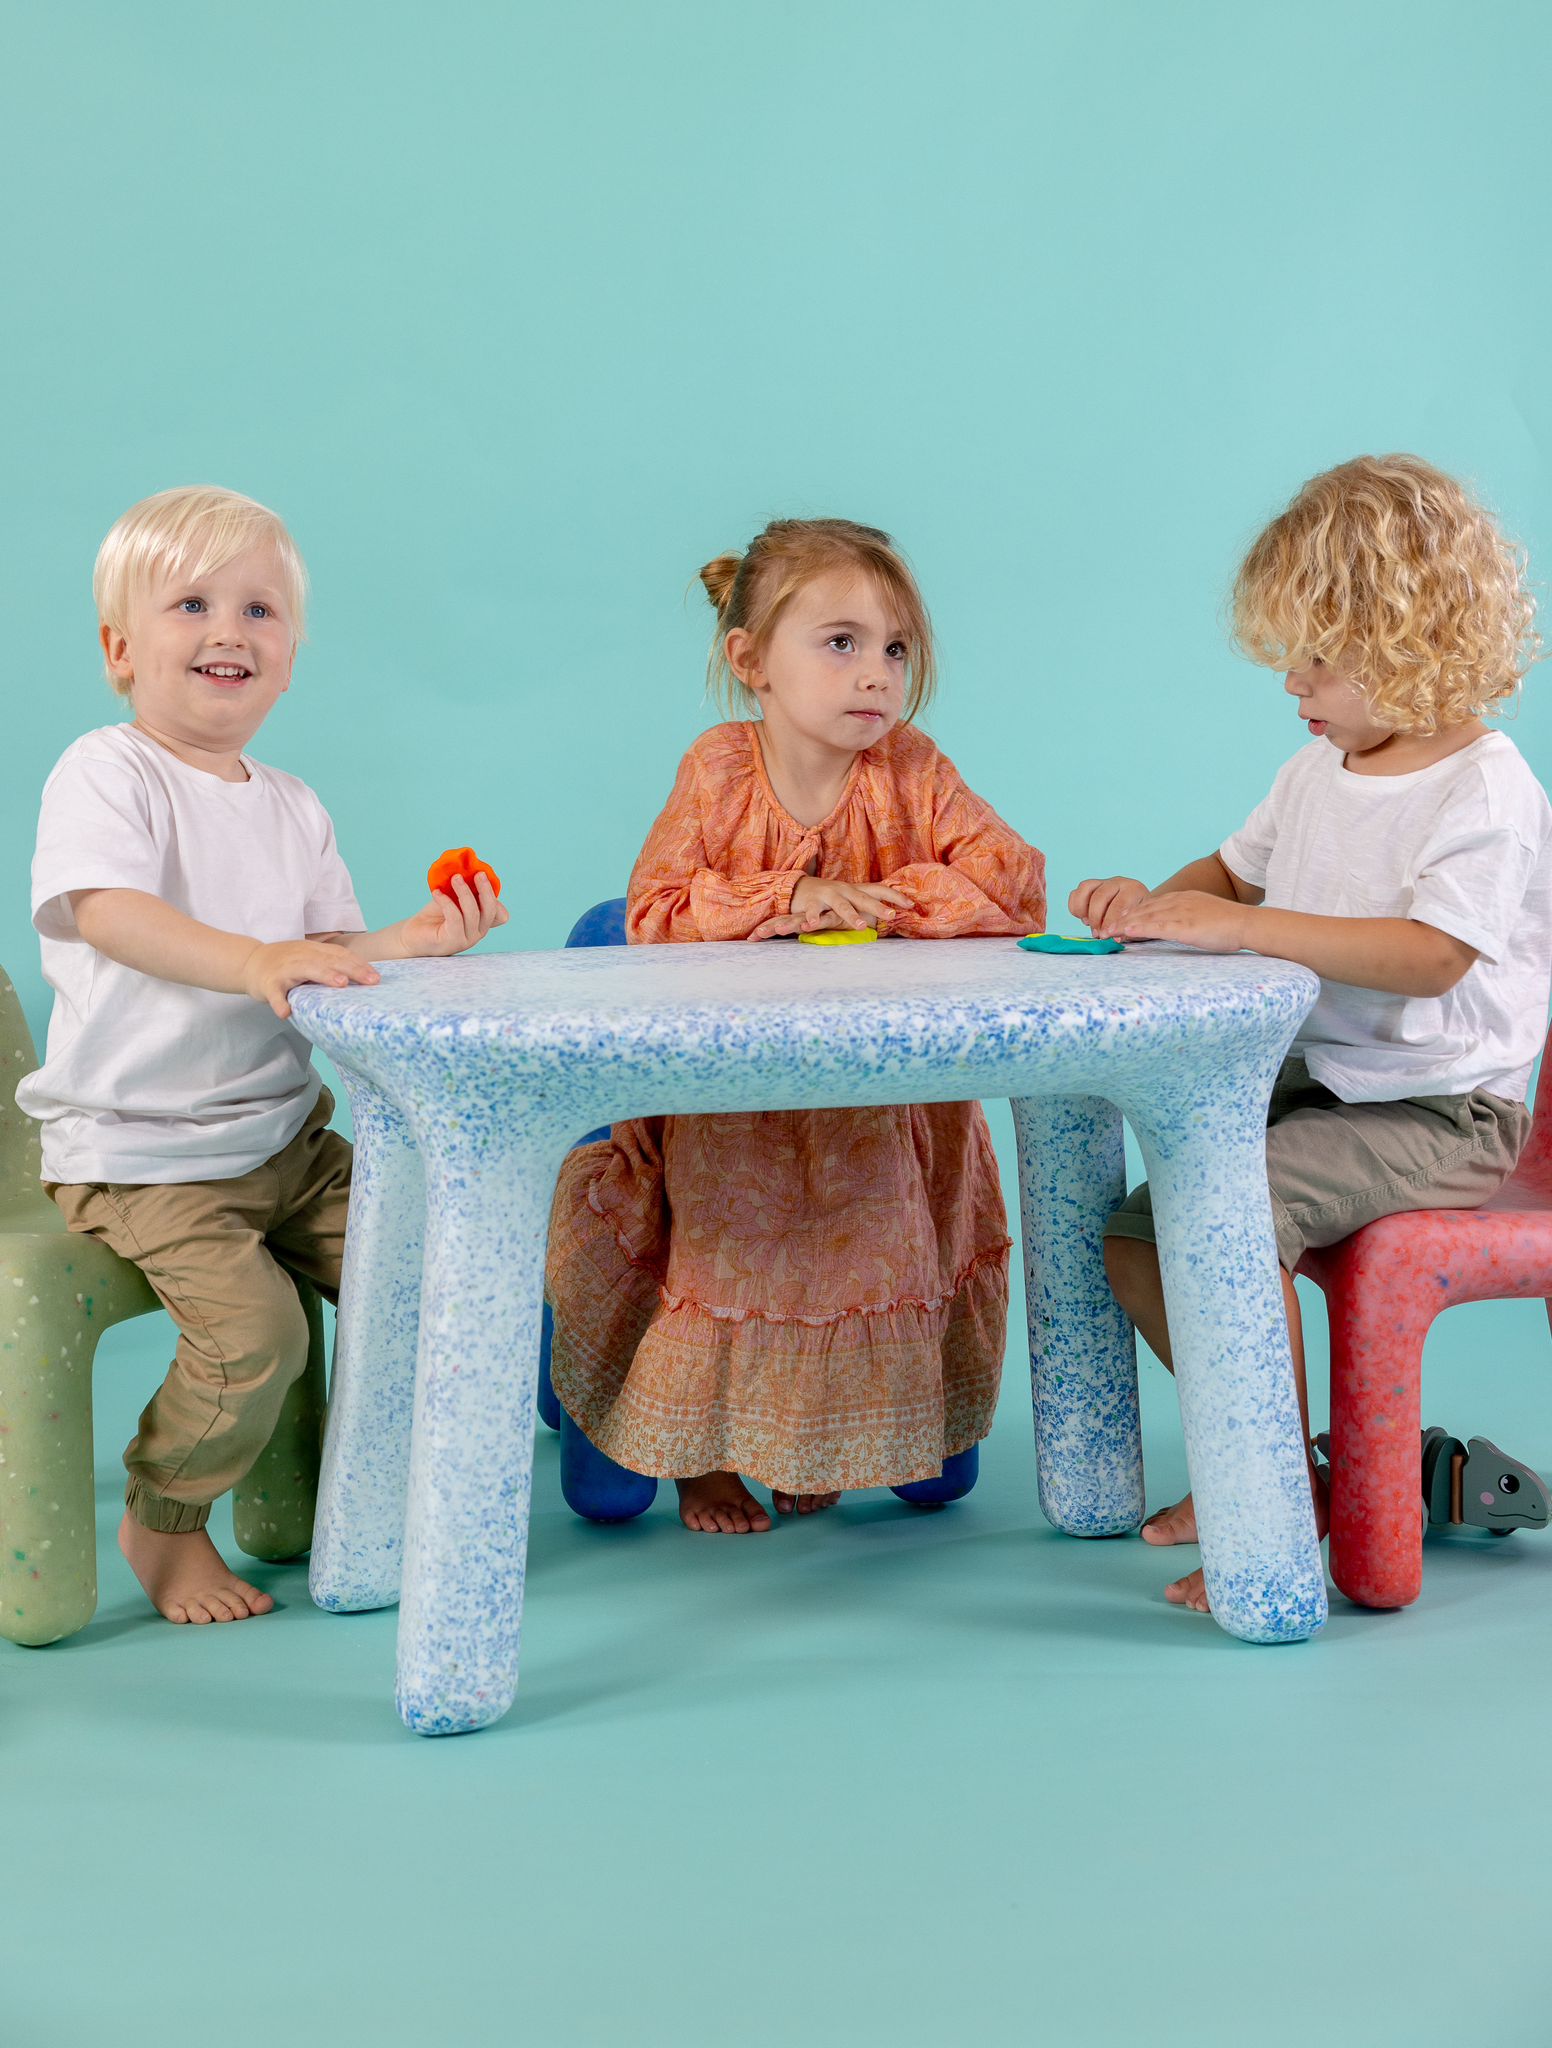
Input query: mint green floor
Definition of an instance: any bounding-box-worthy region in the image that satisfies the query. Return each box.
[6,1283,1550,2046]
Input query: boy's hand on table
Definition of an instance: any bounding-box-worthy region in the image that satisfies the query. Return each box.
[398,871,509,958]
[1069,875,1151,935]
[243,940,382,1019]
[1109,890,1252,952]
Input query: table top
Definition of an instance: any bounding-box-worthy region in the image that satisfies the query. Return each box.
[292,939,1318,1118]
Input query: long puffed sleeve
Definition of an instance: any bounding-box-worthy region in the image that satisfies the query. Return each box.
[627,746,809,943]
[878,752,1046,939]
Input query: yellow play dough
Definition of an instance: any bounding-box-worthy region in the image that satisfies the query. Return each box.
[798,928,880,946]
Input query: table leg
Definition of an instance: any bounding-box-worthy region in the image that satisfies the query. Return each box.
[1011,1094,1142,1536]
[1127,1081,1327,1644]
[394,1112,572,1735]
[309,1068,425,1614]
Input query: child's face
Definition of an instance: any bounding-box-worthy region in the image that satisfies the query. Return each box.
[102,542,296,755]
[1283,657,1393,755]
[732,571,907,756]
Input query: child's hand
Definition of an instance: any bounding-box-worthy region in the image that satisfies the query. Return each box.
[397,871,510,959]
[1069,876,1151,936]
[242,941,382,1019]
[1111,890,1252,953]
[783,876,915,934]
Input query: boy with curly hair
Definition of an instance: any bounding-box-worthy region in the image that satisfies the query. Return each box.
[1071,454,1552,1613]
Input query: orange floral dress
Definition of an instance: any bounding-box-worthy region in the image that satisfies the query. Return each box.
[545,719,1048,1492]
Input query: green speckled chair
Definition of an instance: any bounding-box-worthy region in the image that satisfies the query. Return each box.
[0,968,326,1645]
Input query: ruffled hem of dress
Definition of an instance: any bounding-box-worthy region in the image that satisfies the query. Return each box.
[549,1251,1009,1493]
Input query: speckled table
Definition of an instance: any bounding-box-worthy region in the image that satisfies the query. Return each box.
[291,937,1323,1734]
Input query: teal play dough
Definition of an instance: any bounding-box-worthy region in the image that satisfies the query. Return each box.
[1018,934,1125,956]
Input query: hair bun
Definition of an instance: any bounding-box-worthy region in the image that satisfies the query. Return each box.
[699,552,742,614]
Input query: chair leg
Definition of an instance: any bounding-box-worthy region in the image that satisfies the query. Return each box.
[559,1406,657,1521]
[0,1322,104,1647]
[892,1443,980,1508]
[1326,1252,1429,1610]
[537,1303,561,1431]
[232,1279,327,1563]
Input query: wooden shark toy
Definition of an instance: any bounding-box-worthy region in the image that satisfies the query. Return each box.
[1315,1429,1550,1536]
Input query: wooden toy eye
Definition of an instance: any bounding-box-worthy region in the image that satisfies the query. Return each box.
[1498,1472,1520,1494]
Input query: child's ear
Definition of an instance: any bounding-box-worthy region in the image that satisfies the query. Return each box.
[725,627,764,694]
[100,622,134,686]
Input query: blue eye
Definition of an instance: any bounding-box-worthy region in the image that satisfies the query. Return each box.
[178,598,206,614]
[245,603,270,619]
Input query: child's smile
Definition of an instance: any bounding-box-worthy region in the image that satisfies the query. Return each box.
[102,541,296,772]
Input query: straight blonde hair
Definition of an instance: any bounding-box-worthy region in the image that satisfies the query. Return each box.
[94,486,308,694]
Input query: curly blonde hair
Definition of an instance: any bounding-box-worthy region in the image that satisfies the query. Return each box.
[699,517,937,720]
[1231,455,1539,732]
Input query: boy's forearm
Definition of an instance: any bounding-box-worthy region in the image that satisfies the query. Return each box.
[1240,907,1476,996]
[73,889,262,994]
[317,925,409,963]
[1154,852,1255,903]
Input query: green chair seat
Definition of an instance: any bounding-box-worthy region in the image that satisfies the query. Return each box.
[0,970,326,1645]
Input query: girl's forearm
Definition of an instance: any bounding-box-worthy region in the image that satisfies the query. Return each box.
[73,888,261,994]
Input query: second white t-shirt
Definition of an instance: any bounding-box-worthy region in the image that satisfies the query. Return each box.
[1219,731,1552,1104]
[18,722,363,1184]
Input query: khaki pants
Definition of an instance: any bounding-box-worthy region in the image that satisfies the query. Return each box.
[46,1090,353,1533]
[1105,1056,1530,1273]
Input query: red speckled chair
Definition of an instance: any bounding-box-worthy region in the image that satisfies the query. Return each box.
[1297,1032,1552,1610]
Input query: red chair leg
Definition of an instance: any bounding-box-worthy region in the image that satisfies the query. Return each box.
[1324,1243,1430,1610]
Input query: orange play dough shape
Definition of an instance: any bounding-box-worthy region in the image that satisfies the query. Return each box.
[427,847,502,899]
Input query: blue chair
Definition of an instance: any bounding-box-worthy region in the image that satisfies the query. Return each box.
[538,900,981,1517]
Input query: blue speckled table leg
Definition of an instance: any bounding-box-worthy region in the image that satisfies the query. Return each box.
[394,1110,573,1736]
[310,1066,425,1613]
[1012,1094,1143,1536]
[1127,1078,1328,1644]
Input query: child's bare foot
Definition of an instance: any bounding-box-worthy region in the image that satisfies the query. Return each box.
[117,1512,275,1624]
[1164,1565,1212,1612]
[771,1489,842,1516]
[1141,1492,1197,1546]
[676,1472,773,1534]
[1162,1460,1331,1615]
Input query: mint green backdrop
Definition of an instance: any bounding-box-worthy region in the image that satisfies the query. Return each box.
[6,8,1552,2046]
[5,0,1550,1030]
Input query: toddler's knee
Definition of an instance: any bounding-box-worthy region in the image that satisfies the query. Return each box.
[225,1284,313,1388]
[1104,1232,1156,1301]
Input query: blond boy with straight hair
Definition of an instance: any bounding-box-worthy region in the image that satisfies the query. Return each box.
[19,486,506,1625]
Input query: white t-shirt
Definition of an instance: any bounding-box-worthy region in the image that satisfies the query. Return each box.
[17,722,363,1184]
[1219,731,1552,1104]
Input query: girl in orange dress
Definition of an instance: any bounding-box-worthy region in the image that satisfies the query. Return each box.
[546,518,1047,1532]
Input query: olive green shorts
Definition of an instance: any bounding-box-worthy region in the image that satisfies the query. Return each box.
[1104,1056,1531,1273]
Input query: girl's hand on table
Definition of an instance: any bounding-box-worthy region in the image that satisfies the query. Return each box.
[399,871,510,958]
[787,876,914,931]
[1069,875,1150,936]
[1110,889,1252,952]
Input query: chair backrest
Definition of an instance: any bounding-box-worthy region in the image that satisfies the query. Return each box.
[0,970,44,1206]
[1508,1023,1552,1194]
[564,899,628,949]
